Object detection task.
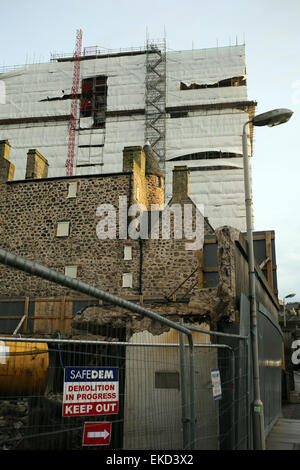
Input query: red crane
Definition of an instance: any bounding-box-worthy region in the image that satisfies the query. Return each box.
[66,29,82,176]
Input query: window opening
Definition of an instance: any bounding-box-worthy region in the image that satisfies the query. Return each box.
[80,76,107,128]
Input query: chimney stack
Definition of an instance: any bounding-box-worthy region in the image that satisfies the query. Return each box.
[122,146,145,174]
[123,146,147,206]
[0,140,15,182]
[0,140,11,160]
[172,165,190,201]
[26,149,49,179]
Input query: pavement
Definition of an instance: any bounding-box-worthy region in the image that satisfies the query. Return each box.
[266,405,300,450]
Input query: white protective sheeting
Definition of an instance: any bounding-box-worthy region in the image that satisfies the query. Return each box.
[164,156,249,231]
[80,54,146,111]
[165,110,249,160]
[166,46,246,87]
[163,45,250,230]
[103,117,145,173]
[0,62,73,119]
[0,45,252,230]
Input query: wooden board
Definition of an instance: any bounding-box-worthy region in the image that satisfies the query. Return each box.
[33,297,72,334]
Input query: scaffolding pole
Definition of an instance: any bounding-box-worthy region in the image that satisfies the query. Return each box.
[145,39,167,172]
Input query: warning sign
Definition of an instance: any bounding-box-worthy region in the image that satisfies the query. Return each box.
[62,366,119,417]
[211,368,222,401]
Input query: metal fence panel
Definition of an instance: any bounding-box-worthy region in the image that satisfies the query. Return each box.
[257,303,282,435]
[0,331,248,451]
[239,294,283,443]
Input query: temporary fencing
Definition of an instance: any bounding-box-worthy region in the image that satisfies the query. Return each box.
[0,248,251,450]
[0,324,249,450]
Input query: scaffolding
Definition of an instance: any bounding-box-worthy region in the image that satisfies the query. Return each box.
[66,29,82,176]
[145,39,167,172]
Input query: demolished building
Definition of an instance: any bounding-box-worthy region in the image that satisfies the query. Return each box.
[0,142,282,451]
[0,41,283,451]
[0,141,279,333]
[0,42,256,230]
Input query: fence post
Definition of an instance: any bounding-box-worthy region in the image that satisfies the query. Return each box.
[186,324,246,450]
[230,348,236,450]
[187,332,195,450]
[180,318,195,450]
[246,335,252,449]
[179,319,189,449]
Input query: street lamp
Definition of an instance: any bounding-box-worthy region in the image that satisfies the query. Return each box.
[283,293,296,328]
[242,108,293,450]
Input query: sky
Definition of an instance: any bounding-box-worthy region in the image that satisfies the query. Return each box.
[0,0,299,302]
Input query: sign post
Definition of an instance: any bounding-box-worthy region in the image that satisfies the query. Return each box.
[211,368,222,401]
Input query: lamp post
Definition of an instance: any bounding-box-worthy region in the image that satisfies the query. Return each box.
[283,293,296,328]
[242,108,293,450]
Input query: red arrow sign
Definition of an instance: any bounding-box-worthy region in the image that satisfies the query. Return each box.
[82,422,111,446]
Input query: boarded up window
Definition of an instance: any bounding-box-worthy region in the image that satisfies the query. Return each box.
[33,298,72,335]
[67,182,77,198]
[57,221,70,237]
[122,272,133,288]
[124,246,132,260]
[65,265,77,278]
[155,372,180,389]
[80,76,107,128]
